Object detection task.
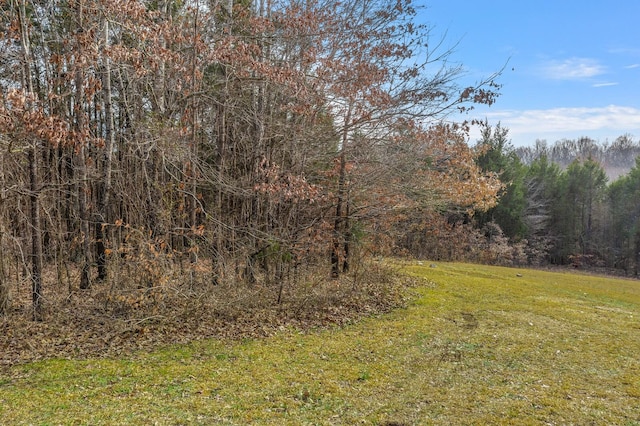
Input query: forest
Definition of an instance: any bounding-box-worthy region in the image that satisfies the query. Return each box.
[0,0,638,325]
[440,128,640,274]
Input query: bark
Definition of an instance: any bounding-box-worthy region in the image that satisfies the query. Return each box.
[331,149,346,279]
[331,102,352,278]
[29,147,43,321]
[0,154,8,315]
[635,225,640,277]
[343,197,350,273]
[77,142,92,290]
[18,0,43,320]
[95,19,115,281]
[213,98,226,285]
[76,56,92,289]
[189,2,200,264]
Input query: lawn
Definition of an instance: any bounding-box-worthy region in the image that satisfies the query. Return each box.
[1,262,639,425]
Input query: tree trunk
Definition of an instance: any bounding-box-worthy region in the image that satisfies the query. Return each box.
[331,148,346,279]
[95,19,115,281]
[343,197,350,273]
[331,102,352,279]
[76,81,92,289]
[213,99,226,286]
[77,143,92,290]
[29,147,44,321]
[635,225,640,277]
[0,144,8,314]
[19,0,43,320]
[71,1,92,290]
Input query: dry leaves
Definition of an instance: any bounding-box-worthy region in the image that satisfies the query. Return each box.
[0,264,415,369]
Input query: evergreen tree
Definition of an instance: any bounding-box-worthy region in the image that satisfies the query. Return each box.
[608,157,640,274]
[475,122,527,240]
[552,159,608,264]
[522,154,562,264]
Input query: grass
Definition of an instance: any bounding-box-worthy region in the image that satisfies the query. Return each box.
[1,262,639,425]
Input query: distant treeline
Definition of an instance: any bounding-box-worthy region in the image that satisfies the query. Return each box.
[399,126,640,275]
[515,135,640,180]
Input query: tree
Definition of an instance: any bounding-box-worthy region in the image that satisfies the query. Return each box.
[522,154,562,264]
[553,158,608,264]
[309,0,501,277]
[0,0,504,320]
[391,123,502,260]
[0,0,77,320]
[0,142,8,314]
[474,121,527,240]
[608,157,640,274]
[9,0,44,319]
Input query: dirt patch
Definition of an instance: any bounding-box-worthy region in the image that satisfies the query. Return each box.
[460,312,479,329]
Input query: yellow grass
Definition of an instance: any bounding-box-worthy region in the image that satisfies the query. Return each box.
[1,262,639,425]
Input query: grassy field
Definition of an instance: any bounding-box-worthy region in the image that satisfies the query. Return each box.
[1,262,639,425]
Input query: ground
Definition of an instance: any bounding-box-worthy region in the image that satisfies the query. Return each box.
[0,263,413,367]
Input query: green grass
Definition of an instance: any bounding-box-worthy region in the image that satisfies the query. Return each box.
[1,262,640,425]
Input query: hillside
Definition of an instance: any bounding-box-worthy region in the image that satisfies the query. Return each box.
[1,263,639,425]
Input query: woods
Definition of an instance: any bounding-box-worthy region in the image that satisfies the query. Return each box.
[409,127,640,274]
[4,0,638,328]
[0,0,502,319]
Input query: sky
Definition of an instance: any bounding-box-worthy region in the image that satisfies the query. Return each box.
[418,0,640,147]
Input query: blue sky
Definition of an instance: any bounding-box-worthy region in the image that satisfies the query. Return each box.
[419,0,640,146]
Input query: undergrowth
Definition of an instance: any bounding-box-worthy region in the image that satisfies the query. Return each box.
[0,261,411,366]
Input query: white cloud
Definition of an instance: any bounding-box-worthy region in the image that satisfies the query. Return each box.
[540,57,606,80]
[592,82,619,87]
[609,47,640,56]
[473,105,640,146]
[625,64,640,69]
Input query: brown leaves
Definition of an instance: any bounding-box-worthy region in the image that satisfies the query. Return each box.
[254,159,323,204]
[0,90,72,147]
[0,263,413,367]
[393,122,502,212]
